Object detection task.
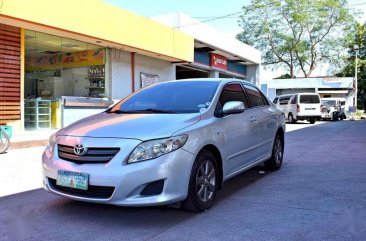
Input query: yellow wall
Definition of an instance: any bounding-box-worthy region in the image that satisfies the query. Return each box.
[0,0,194,62]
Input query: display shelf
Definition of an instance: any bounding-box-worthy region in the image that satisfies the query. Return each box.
[24,99,51,130]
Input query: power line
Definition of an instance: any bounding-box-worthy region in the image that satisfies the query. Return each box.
[174,11,242,28]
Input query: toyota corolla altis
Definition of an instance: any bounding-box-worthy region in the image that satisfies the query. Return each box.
[42,79,285,212]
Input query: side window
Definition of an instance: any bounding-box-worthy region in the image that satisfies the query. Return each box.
[279,96,290,105]
[290,95,297,104]
[273,97,278,104]
[218,83,248,109]
[243,84,266,107]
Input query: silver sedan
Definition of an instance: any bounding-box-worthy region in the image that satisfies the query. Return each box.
[42,79,285,212]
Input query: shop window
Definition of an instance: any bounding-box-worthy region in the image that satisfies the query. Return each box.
[25,30,106,100]
[24,30,108,130]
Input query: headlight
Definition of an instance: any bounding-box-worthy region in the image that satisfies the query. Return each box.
[127,135,188,164]
[48,133,57,148]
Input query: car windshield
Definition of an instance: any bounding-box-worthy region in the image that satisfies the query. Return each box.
[321,100,336,107]
[108,81,219,114]
[300,95,320,104]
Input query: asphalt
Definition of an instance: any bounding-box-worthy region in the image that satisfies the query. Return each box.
[0,120,365,241]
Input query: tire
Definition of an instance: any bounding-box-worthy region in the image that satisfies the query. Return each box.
[264,133,284,170]
[0,131,10,154]
[288,113,296,124]
[181,150,218,212]
[309,118,316,124]
[332,112,338,121]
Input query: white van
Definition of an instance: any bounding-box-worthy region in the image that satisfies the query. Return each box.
[274,93,321,124]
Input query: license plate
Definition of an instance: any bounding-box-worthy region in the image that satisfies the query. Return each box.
[57,170,89,190]
[305,108,315,110]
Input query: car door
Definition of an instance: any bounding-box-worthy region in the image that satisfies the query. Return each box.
[217,83,259,175]
[242,84,278,158]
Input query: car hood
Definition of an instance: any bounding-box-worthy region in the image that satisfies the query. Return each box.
[59,112,201,141]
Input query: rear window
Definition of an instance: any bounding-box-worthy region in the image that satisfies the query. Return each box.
[300,95,320,104]
[279,96,291,105]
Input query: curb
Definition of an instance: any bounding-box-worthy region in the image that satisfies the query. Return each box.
[10,140,48,149]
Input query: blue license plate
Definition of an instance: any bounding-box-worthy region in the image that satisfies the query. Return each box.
[56,171,89,190]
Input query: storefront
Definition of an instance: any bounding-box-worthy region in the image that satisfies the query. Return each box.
[24,30,110,130]
[0,0,261,133]
[0,0,194,132]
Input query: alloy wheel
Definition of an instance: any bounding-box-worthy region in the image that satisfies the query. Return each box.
[195,160,216,203]
[274,138,283,165]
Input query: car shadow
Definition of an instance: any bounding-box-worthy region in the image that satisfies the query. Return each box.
[49,165,272,218]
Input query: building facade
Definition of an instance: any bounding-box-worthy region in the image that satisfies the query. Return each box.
[261,77,356,109]
[0,0,260,132]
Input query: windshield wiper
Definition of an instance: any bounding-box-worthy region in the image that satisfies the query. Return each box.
[107,110,131,114]
[129,108,176,114]
[108,109,176,114]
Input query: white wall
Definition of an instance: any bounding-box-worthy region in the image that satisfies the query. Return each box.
[110,49,175,101]
[134,54,175,91]
[111,49,132,101]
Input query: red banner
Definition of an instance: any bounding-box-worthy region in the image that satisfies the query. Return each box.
[210,53,227,70]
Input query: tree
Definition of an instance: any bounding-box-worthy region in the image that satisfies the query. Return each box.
[237,0,355,78]
[337,23,366,109]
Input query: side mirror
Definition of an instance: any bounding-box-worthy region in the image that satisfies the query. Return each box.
[222,101,245,116]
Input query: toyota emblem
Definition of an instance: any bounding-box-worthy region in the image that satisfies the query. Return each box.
[74,144,87,156]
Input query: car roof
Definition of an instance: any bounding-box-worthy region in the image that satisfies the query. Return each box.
[167,78,254,86]
[321,98,346,101]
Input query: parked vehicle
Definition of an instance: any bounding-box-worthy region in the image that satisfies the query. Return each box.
[274,93,321,124]
[42,79,286,212]
[320,98,347,121]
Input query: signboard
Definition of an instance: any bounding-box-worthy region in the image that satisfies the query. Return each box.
[25,48,105,71]
[210,53,227,70]
[140,72,159,88]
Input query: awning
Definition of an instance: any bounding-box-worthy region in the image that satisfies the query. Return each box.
[317,90,350,94]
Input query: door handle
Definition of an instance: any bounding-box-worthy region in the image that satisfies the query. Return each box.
[250,116,257,122]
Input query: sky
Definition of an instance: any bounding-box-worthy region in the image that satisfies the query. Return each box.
[104,0,366,79]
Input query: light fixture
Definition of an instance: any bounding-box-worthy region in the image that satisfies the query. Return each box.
[61,43,78,48]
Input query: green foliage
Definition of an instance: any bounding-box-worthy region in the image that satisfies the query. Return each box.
[337,23,366,109]
[237,0,355,78]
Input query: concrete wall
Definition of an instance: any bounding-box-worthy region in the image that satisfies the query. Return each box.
[246,64,260,86]
[134,54,175,91]
[110,49,175,102]
[111,49,132,101]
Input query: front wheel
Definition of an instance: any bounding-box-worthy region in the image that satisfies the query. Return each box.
[264,134,284,170]
[0,131,10,154]
[181,150,218,212]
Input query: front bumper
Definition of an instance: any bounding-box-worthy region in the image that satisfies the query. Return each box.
[42,135,196,206]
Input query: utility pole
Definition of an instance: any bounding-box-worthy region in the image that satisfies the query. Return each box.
[354,45,359,108]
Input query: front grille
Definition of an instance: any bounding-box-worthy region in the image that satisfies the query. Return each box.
[48,178,114,199]
[58,144,120,164]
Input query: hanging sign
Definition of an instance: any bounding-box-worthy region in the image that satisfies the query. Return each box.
[210,53,227,70]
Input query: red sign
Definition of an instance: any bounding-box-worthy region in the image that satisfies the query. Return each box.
[210,53,227,70]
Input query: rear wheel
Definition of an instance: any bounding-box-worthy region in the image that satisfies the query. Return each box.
[309,118,316,124]
[264,134,284,170]
[288,113,296,124]
[181,150,218,212]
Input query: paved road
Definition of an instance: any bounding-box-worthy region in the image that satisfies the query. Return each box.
[0,120,365,241]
